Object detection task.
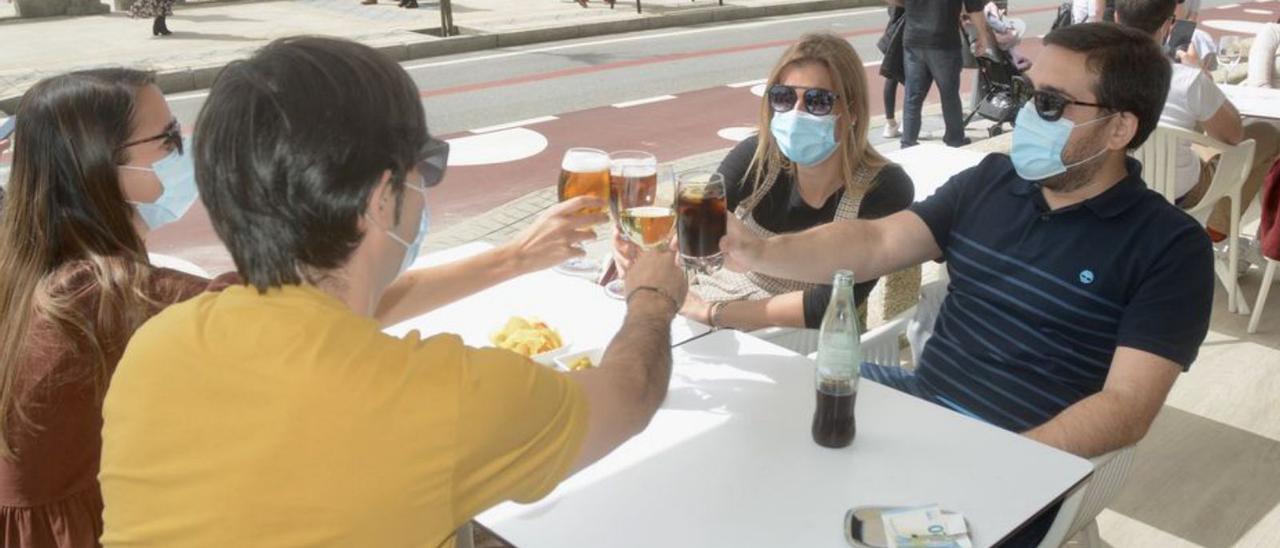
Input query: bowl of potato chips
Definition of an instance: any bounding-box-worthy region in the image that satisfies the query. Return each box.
[554,347,604,372]
[491,316,567,366]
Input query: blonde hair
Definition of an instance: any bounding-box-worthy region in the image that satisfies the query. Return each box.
[748,32,889,193]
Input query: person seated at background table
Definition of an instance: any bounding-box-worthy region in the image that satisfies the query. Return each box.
[98,36,689,548]
[1244,19,1280,89]
[614,33,913,331]
[721,23,1213,545]
[1118,0,1280,243]
[0,65,604,547]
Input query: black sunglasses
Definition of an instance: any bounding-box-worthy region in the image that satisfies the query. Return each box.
[1031,90,1114,122]
[415,137,449,188]
[118,120,182,154]
[768,84,839,116]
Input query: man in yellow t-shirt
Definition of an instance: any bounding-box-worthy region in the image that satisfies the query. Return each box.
[100,36,688,548]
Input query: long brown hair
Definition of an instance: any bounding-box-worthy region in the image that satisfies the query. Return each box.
[748,33,889,193]
[0,69,159,458]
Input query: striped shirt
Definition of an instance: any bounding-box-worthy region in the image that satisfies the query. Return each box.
[906,155,1213,432]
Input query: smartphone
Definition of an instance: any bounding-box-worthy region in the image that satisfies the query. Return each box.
[1166,20,1197,56]
[0,116,14,141]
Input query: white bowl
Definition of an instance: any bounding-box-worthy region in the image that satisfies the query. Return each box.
[531,344,573,367]
[554,347,606,372]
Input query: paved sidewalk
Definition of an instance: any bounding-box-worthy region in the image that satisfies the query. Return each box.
[0,0,878,111]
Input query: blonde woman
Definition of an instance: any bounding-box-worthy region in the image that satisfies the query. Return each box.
[617,32,913,331]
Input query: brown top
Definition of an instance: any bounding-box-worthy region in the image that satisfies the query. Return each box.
[0,260,233,548]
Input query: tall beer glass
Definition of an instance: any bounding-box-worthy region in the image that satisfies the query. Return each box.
[604,151,657,299]
[555,147,610,276]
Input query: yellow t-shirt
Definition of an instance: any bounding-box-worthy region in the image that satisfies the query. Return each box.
[100,284,587,548]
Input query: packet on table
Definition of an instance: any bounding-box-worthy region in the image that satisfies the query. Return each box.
[882,505,972,548]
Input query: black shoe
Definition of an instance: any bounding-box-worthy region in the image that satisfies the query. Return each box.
[402,0,418,8]
[152,17,162,36]
[157,16,172,35]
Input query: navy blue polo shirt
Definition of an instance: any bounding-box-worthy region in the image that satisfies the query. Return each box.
[904,154,1214,432]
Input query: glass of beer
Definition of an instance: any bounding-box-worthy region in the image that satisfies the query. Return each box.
[604,151,657,299]
[555,147,611,276]
[618,164,676,251]
[676,169,727,274]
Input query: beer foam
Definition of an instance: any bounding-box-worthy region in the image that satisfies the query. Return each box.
[562,149,610,172]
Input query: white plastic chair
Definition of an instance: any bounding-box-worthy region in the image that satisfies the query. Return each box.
[1248,257,1279,333]
[860,281,1134,548]
[1133,123,1256,315]
[750,326,820,357]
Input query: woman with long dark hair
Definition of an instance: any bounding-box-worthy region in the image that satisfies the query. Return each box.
[0,68,216,546]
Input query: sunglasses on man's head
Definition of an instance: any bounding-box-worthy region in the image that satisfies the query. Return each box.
[118,120,183,155]
[415,137,449,189]
[768,84,839,116]
[1030,89,1113,122]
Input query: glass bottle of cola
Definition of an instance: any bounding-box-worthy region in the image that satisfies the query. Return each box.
[812,270,860,448]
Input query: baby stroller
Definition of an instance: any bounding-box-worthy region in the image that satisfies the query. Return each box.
[964,49,1034,138]
[963,5,1033,137]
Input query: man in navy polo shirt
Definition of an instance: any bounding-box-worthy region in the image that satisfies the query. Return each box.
[724,22,1212,458]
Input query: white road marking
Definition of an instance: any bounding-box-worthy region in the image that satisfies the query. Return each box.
[400,7,884,71]
[612,95,678,108]
[447,128,548,166]
[167,90,212,102]
[728,78,767,88]
[1201,19,1270,34]
[169,8,885,103]
[469,115,559,134]
[717,127,758,142]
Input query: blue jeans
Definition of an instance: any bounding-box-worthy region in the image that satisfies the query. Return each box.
[902,46,968,148]
[859,362,1058,546]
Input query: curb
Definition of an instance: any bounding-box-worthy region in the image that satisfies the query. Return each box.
[0,0,883,112]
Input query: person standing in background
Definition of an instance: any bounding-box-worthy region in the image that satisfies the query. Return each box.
[883,4,907,139]
[889,0,997,149]
[130,0,175,37]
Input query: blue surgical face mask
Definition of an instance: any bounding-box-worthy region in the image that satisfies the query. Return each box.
[1011,104,1117,181]
[374,183,430,277]
[770,110,839,167]
[119,137,198,230]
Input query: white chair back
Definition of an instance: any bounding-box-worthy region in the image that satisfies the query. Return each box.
[1133,123,1257,314]
[1134,123,1256,219]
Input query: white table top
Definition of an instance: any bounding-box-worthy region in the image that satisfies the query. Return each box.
[886,144,990,203]
[1221,84,1280,120]
[384,242,710,351]
[481,330,1093,548]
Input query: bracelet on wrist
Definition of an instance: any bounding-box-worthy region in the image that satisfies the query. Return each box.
[626,286,680,315]
[709,301,727,330]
